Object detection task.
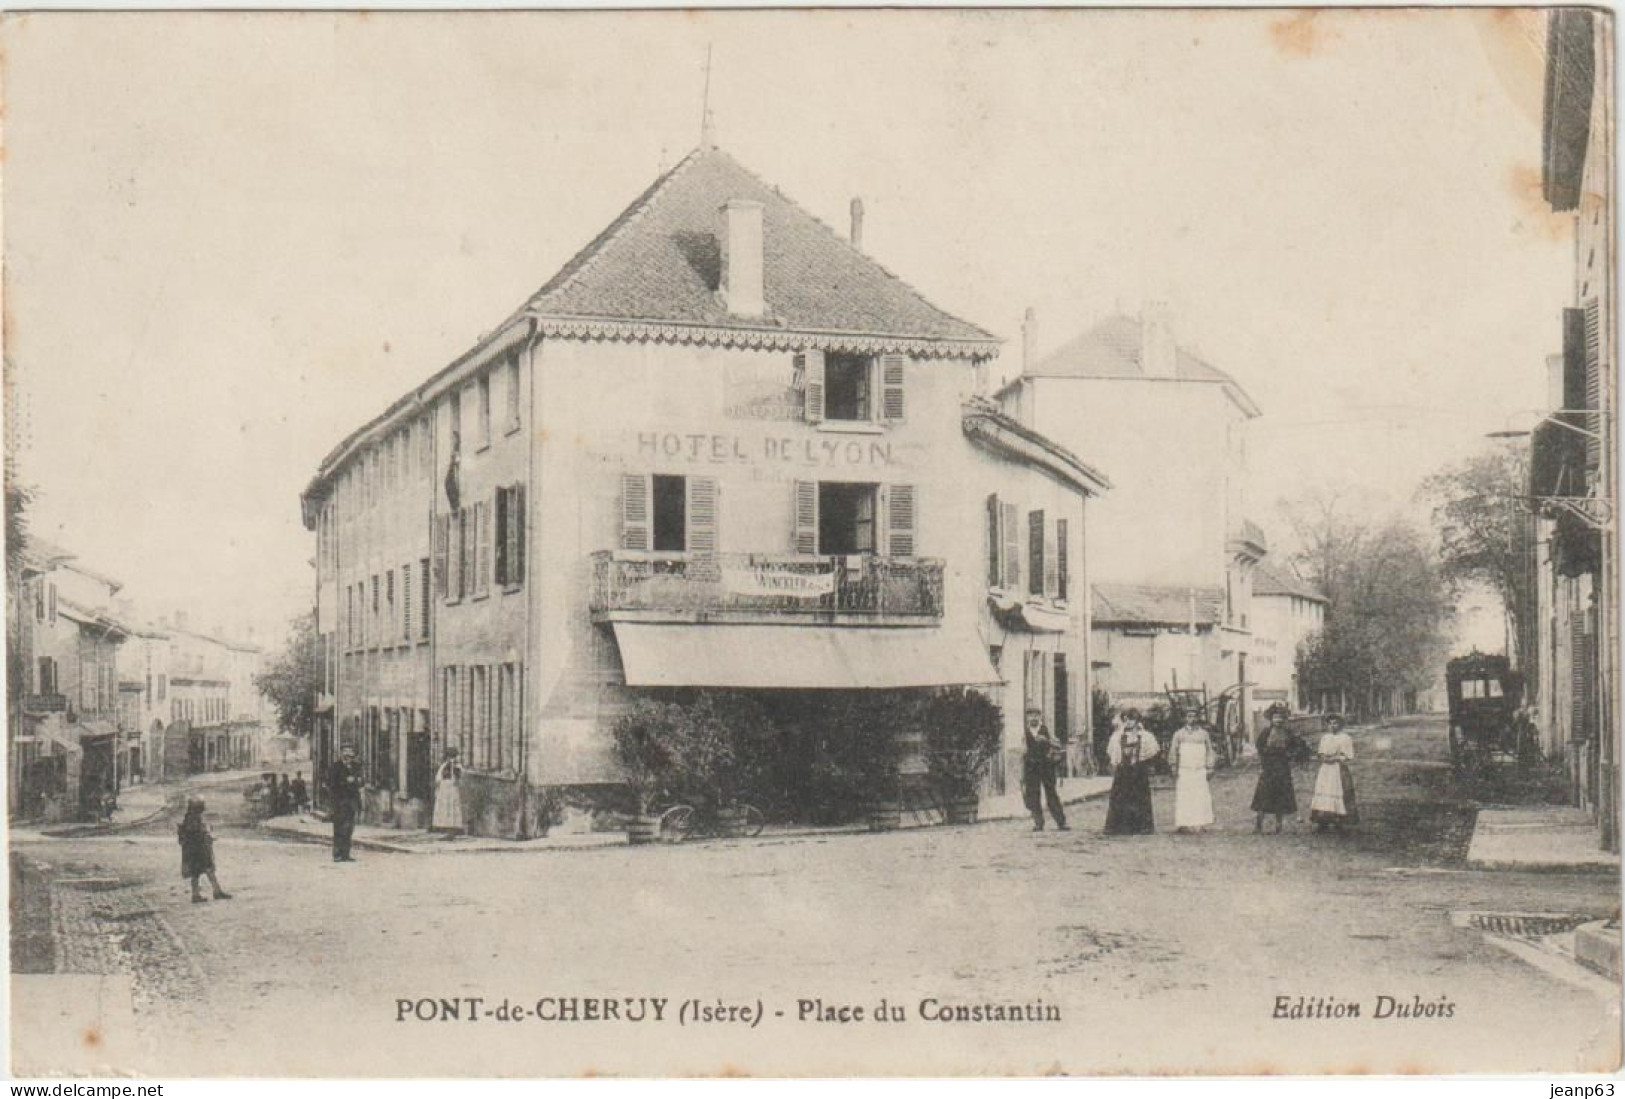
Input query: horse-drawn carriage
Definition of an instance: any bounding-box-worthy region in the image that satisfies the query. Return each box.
[1445,652,1534,771]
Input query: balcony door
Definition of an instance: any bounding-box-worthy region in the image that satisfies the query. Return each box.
[818,482,878,556]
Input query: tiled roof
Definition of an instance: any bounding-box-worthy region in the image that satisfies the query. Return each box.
[519,146,997,350]
[1251,560,1328,603]
[1091,583,1224,627]
[1019,313,1258,413]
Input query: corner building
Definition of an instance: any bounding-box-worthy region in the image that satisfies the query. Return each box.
[301,146,1106,835]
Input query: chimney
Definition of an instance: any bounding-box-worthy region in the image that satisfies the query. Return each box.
[849,198,865,251]
[1141,301,1177,379]
[1022,307,1039,372]
[718,199,765,317]
[1546,353,1566,411]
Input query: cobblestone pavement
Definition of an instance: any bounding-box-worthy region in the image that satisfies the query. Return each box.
[13,715,1620,1077]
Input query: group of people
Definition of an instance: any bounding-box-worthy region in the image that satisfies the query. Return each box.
[249,771,310,818]
[1024,701,1360,837]
[323,743,468,863]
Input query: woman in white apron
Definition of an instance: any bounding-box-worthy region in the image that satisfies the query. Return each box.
[1310,714,1358,832]
[1168,708,1215,833]
[432,747,465,838]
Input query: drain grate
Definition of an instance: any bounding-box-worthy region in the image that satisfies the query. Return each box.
[1467,913,1593,937]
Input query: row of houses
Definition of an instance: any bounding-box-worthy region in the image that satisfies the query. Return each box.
[1530,10,1617,853]
[6,536,269,821]
[300,140,1332,838]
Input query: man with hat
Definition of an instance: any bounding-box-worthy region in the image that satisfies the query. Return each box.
[329,743,364,862]
[1022,708,1069,832]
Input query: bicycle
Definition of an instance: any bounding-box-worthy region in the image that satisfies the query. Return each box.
[657,800,767,842]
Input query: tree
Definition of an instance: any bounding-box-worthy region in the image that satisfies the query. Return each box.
[1418,444,1535,668]
[1282,493,1454,720]
[254,611,321,737]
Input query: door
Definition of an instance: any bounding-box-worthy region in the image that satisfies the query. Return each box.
[406,730,432,802]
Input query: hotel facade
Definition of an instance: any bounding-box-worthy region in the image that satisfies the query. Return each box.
[301,145,1107,835]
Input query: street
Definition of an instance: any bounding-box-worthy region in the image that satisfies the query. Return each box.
[11,714,1620,1077]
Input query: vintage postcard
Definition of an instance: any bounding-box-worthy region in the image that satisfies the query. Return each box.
[3,7,1620,1079]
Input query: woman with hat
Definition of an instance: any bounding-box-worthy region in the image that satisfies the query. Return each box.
[431,746,465,839]
[1168,706,1216,834]
[1310,714,1359,832]
[1251,703,1300,834]
[1104,708,1160,835]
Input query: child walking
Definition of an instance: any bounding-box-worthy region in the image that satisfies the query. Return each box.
[178,797,232,904]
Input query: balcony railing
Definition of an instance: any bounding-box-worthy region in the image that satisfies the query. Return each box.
[21,694,67,715]
[590,551,945,622]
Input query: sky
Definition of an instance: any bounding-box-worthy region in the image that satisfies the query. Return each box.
[2,9,1570,651]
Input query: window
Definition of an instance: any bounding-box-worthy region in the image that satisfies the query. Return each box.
[818,482,877,555]
[986,496,1021,589]
[34,580,43,622]
[653,475,687,552]
[386,570,397,640]
[1056,518,1069,601]
[37,657,57,695]
[1053,653,1070,742]
[1029,510,1046,597]
[452,509,469,602]
[48,584,56,624]
[371,576,380,644]
[824,353,871,422]
[158,674,166,701]
[475,500,492,598]
[475,665,491,768]
[496,485,527,588]
[477,372,492,449]
[402,563,413,642]
[621,474,717,554]
[434,515,450,601]
[505,355,521,434]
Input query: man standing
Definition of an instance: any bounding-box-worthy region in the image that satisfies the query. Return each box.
[329,744,363,862]
[1023,708,1068,832]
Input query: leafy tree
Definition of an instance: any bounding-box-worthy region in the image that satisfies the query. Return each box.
[253,611,321,738]
[1418,444,1535,668]
[1282,493,1454,720]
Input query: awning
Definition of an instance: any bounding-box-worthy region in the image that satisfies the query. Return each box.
[613,623,1000,690]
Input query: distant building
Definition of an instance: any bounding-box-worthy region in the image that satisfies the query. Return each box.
[300,144,1107,836]
[1000,307,1265,731]
[1536,9,1616,851]
[7,537,132,821]
[1248,559,1327,715]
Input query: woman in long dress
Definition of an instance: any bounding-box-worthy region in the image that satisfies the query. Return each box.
[1104,709,1160,835]
[431,747,465,838]
[1251,703,1300,834]
[177,797,231,903]
[1310,714,1359,832]
[1168,708,1215,834]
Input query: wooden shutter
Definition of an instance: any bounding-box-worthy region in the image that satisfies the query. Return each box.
[621,473,650,551]
[402,563,413,642]
[1583,298,1602,471]
[477,499,493,596]
[433,515,449,600]
[688,477,719,554]
[1002,501,1020,588]
[494,488,509,586]
[48,584,56,623]
[793,480,819,554]
[886,483,917,556]
[1053,653,1070,742]
[987,495,1001,586]
[1043,513,1059,598]
[1028,510,1045,596]
[880,353,907,422]
[1056,518,1070,601]
[419,557,431,638]
[801,350,826,424]
[511,485,526,585]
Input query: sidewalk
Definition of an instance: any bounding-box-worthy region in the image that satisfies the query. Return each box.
[1465,806,1621,874]
[260,775,1115,855]
[29,767,267,839]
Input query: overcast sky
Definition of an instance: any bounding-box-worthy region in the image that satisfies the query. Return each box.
[3,9,1567,648]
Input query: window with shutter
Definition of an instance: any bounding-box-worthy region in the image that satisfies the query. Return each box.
[880,354,906,422]
[886,484,916,556]
[1028,510,1045,596]
[402,563,413,642]
[419,557,431,638]
[793,480,818,554]
[495,488,509,585]
[621,473,651,551]
[386,570,396,639]
[987,495,1001,587]
[1056,518,1070,601]
[1053,653,1070,742]
[434,515,449,601]
[801,350,826,424]
[1043,514,1059,598]
[1002,501,1020,589]
[688,477,719,554]
[512,485,526,586]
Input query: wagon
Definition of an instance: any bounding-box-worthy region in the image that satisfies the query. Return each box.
[1445,652,1531,771]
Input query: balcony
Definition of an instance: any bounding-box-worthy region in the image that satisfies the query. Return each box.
[590,551,945,625]
[21,694,67,715]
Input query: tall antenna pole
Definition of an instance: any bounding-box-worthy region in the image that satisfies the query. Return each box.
[700,44,715,148]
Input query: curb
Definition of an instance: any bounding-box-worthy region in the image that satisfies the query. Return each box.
[259,784,1115,854]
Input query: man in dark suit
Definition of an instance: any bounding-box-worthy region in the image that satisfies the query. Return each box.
[1022,708,1068,832]
[329,744,363,862]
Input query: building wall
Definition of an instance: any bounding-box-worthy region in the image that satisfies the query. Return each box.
[1250,593,1326,710]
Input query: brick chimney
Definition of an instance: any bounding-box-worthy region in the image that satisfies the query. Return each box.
[718,199,765,317]
[1022,307,1039,372]
[1141,301,1177,379]
[849,198,865,251]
